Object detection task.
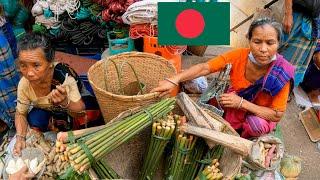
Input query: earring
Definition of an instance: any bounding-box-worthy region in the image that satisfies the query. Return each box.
[50,64,54,68]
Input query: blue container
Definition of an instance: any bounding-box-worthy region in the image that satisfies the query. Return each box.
[107,31,134,55]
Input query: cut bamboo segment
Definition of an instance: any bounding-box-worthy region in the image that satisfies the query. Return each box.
[177,92,224,148]
[181,124,253,157]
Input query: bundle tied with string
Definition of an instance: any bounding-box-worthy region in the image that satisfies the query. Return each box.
[57,98,176,175]
[165,116,198,180]
[88,52,177,121]
[139,114,177,180]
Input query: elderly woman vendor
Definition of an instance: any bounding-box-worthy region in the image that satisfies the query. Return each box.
[151,18,295,139]
[13,33,102,155]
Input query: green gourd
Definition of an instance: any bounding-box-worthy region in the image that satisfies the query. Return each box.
[280,155,302,179]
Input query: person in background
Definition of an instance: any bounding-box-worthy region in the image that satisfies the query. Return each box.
[279,0,320,85]
[151,17,295,139]
[13,33,103,155]
[300,45,320,107]
[0,10,20,133]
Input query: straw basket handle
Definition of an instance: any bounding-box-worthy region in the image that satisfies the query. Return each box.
[103,59,144,95]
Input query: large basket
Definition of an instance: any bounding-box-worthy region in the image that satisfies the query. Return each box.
[88,52,177,122]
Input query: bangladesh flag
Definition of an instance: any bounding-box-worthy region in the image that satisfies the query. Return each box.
[158,2,230,46]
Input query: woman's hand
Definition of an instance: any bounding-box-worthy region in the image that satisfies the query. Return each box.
[50,85,68,107]
[13,138,26,156]
[150,78,179,97]
[282,13,293,34]
[219,92,243,109]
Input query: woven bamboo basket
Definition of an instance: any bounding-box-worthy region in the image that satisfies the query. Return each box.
[103,103,241,179]
[88,52,177,122]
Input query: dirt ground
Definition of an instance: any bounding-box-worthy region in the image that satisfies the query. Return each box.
[280,101,320,179]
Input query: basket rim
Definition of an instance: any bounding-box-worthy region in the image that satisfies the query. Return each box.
[88,52,177,100]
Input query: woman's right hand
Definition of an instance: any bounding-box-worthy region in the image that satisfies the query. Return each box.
[13,138,26,156]
[150,78,179,97]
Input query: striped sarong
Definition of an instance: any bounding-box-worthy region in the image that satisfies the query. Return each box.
[0,31,19,128]
[278,12,318,86]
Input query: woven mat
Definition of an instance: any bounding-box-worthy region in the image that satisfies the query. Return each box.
[299,108,320,142]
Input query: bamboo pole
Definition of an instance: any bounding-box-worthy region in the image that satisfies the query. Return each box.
[182,124,253,157]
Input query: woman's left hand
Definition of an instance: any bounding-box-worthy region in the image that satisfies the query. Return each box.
[50,85,68,106]
[219,92,243,109]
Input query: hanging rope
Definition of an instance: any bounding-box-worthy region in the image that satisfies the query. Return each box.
[129,23,157,39]
[59,18,108,45]
[165,45,187,56]
[121,0,158,25]
[100,0,136,24]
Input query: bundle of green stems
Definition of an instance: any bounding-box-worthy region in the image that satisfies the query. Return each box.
[92,160,120,179]
[183,138,208,180]
[139,114,176,180]
[65,98,176,174]
[166,131,197,180]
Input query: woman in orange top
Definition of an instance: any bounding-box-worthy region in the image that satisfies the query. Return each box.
[151,17,295,138]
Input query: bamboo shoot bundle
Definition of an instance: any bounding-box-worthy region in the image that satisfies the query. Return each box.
[65,98,176,174]
[139,114,176,180]
[196,159,223,180]
[92,160,120,179]
[166,129,197,180]
[183,138,208,180]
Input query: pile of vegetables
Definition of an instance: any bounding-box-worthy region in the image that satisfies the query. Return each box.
[139,113,176,180]
[25,131,70,179]
[196,159,223,180]
[58,98,176,174]
[258,142,278,168]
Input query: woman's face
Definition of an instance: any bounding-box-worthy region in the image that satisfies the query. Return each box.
[18,48,52,84]
[249,24,279,66]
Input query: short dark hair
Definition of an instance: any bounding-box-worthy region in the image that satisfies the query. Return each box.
[247,17,282,43]
[18,33,55,62]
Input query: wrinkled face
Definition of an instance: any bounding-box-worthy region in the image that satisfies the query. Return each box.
[18,48,52,84]
[249,24,279,66]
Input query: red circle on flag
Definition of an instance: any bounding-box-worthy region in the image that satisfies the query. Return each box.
[175,9,205,39]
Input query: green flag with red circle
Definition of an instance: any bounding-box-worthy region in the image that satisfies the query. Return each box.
[158,2,230,46]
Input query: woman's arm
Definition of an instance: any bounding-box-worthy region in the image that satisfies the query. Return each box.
[151,63,211,97]
[13,113,28,155]
[64,98,85,112]
[283,0,293,34]
[241,99,284,122]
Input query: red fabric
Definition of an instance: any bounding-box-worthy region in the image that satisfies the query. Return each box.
[73,110,101,130]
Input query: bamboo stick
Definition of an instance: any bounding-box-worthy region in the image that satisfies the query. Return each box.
[182,124,253,157]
